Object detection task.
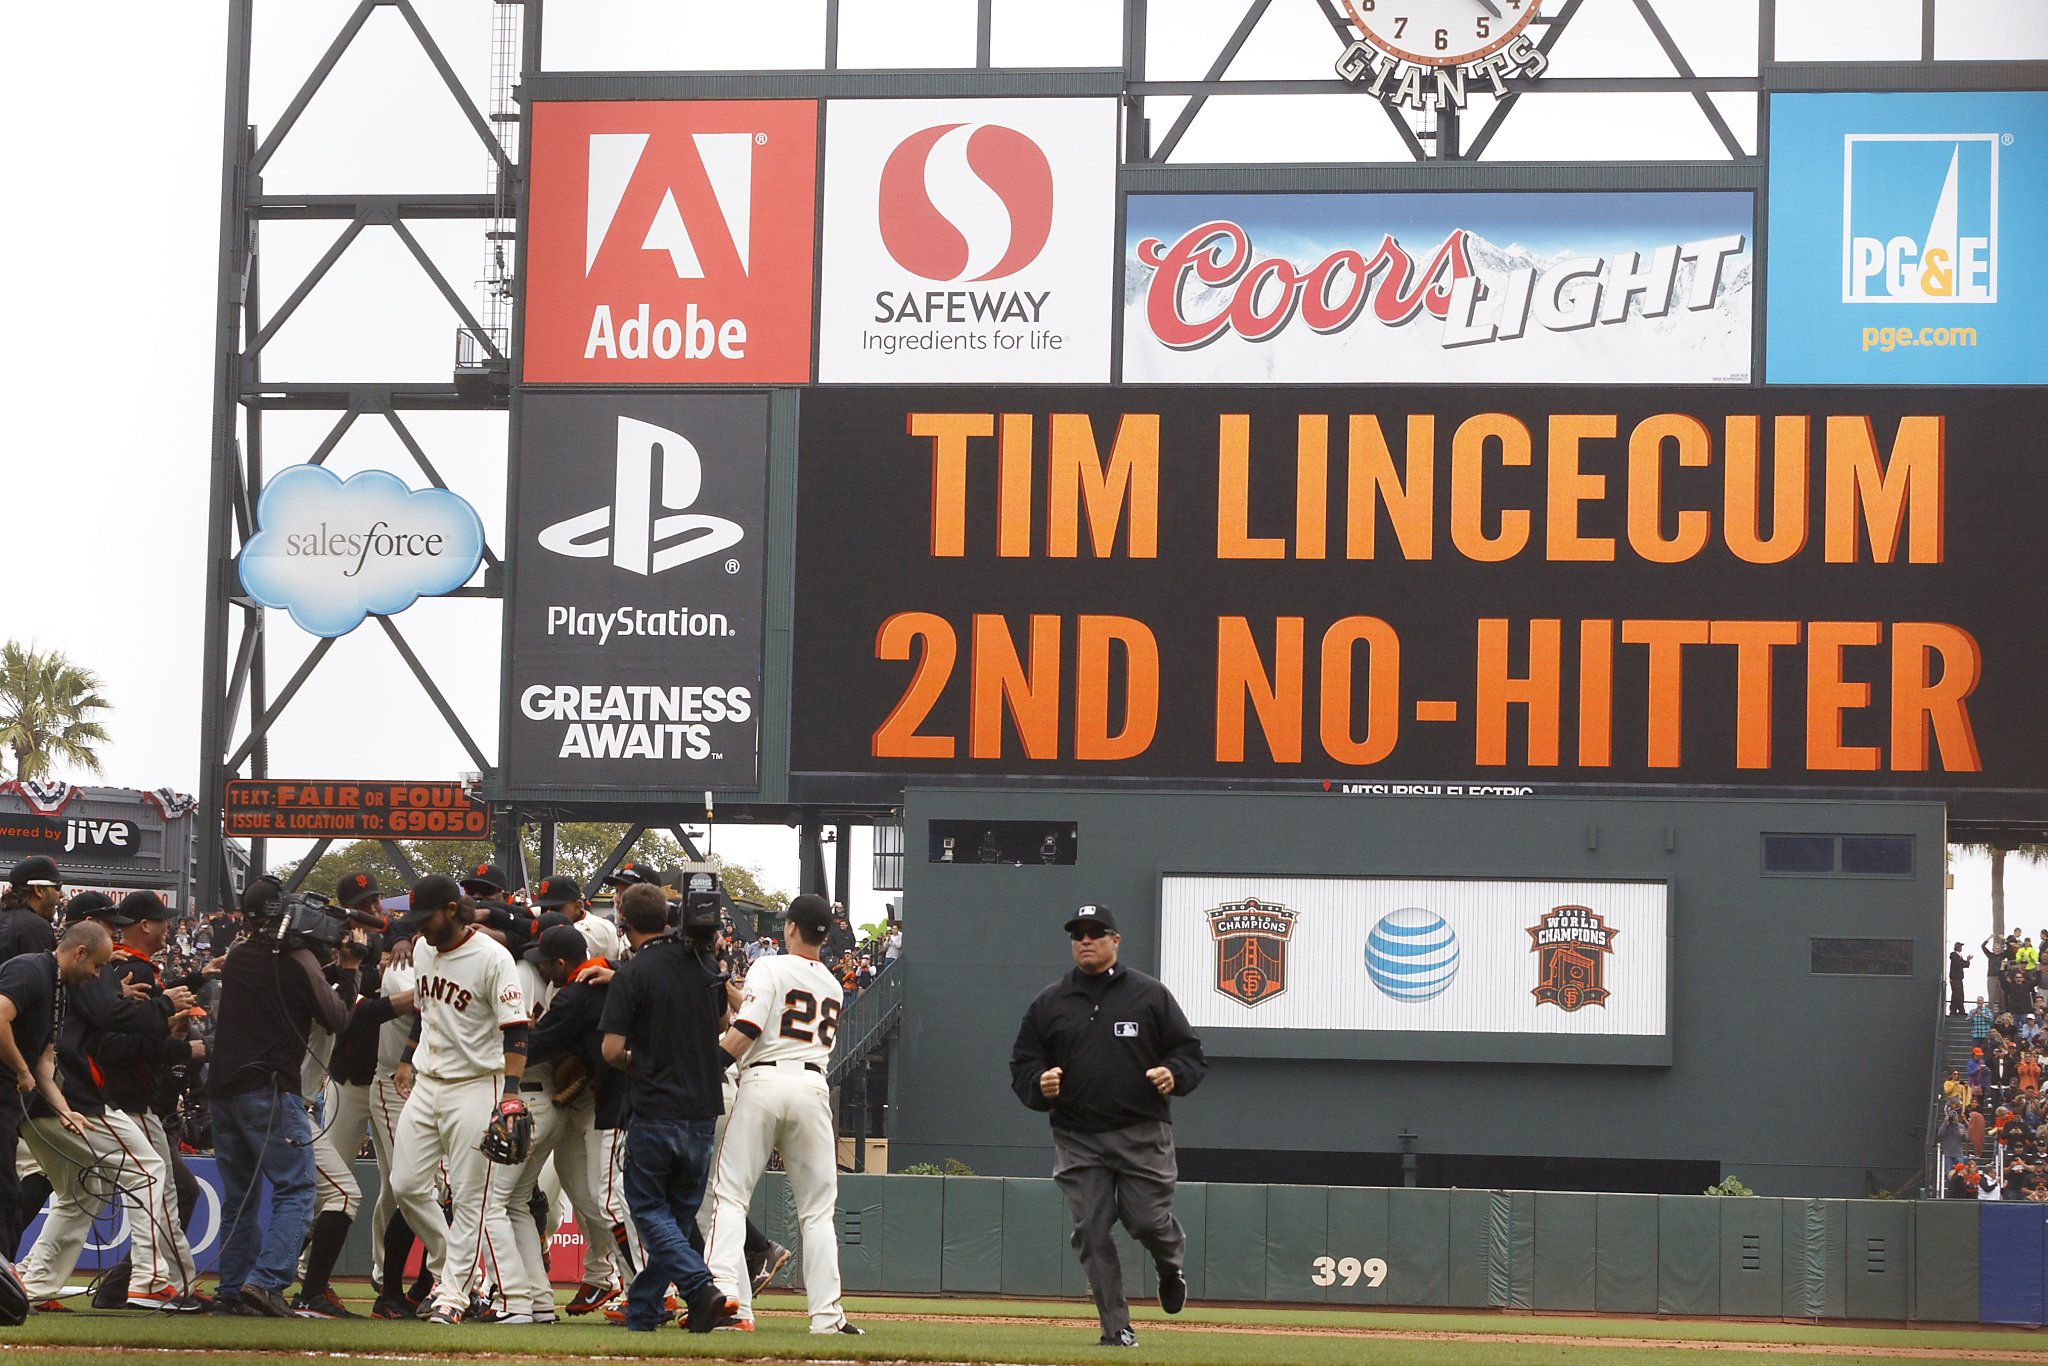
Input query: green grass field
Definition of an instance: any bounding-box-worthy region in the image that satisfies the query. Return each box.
[0,1288,2040,1366]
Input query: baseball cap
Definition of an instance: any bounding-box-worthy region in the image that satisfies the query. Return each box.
[460,863,510,896]
[523,922,588,967]
[6,856,60,890]
[118,891,173,923]
[65,891,126,927]
[395,874,464,932]
[240,875,282,919]
[336,871,381,908]
[1064,903,1118,935]
[604,861,660,888]
[532,875,583,909]
[785,893,832,936]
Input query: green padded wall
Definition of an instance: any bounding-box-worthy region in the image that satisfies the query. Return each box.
[1001,1179,1068,1297]
[1658,1195,1721,1315]
[1325,1186,1389,1307]
[1594,1193,1659,1314]
[881,1173,945,1292]
[1718,1196,1784,1317]
[1384,1187,1450,1307]
[1266,1185,1330,1306]
[1447,1189,1494,1308]
[1910,1199,1980,1322]
[838,1173,887,1292]
[1845,1201,1912,1321]
[1533,1192,1598,1311]
[941,1177,1005,1293]
[1204,1182,1267,1300]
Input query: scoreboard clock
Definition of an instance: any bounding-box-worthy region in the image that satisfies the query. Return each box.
[1334,0,1550,111]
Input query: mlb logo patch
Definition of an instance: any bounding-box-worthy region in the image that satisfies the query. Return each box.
[1842,133,1998,304]
[1113,1021,1139,1038]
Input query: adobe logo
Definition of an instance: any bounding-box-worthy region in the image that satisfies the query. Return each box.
[877,123,1055,282]
[523,100,818,384]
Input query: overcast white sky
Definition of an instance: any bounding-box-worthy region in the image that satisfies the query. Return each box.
[0,0,2043,928]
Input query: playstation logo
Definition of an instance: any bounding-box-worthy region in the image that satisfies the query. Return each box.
[537,416,743,576]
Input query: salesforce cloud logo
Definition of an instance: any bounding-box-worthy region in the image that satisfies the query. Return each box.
[238,466,486,638]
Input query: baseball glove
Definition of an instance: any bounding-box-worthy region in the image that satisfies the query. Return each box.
[551,1054,590,1104]
[480,1096,533,1166]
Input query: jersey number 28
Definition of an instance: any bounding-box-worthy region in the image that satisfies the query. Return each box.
[779,990,841,1047]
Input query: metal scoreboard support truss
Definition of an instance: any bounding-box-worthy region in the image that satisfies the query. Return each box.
[199,1,2048,912]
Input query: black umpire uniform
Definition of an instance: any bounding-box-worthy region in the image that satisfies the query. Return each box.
[1011,903,1206,1348]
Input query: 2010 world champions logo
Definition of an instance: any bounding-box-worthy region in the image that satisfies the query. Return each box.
[1206,899,1296,1007]
[1527,904,1617,1012]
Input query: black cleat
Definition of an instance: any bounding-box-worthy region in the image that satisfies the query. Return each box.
[1158,1266,1187,1315]
[1098,1327,1138,1347]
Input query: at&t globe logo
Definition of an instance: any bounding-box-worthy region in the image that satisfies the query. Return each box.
[1364,907,1460,1002]
[877,122,1054,282]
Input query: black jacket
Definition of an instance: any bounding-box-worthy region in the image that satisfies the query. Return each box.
[1010,963,1206,1133]
[51,963,172,1118]
[0,908,55,967]
[101,949,194,1115]
[530,977,625,1130]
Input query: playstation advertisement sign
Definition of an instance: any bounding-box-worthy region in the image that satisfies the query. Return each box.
[506,392,770,792]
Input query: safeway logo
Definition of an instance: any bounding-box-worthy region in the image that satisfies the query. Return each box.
[878,123,1054,282]
[523,100,817,384]
[539,416,741,577]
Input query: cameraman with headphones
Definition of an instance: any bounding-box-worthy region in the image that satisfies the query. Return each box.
[205,878,358,1318]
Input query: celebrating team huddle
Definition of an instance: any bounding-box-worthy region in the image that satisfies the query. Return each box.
[0,854,858,1334]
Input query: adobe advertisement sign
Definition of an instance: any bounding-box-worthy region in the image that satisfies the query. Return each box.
[506,393,769,792]
[1767,93,2048,384]
[522,101,818,383]
[1123,192,1752,385]
[818,97,1117,382]
[790,385,2048,817]
[1157,875,1668,1064]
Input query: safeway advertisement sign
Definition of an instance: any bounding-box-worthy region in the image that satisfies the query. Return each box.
[818,98,1116,383]
[1124,191,1753,385]
[523,101,818,383]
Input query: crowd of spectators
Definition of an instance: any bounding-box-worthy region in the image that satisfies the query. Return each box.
[1941,953,2048,1199]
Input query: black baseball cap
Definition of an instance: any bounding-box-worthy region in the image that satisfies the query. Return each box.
[65,891,125,926]
[460,862,510,895]
[241,876,282,919]
[523,922,588,967]
[119,891,173,923]
[336,871,381,908]
[395,874,464,931]
[532,875,583,908]
[1064,903,1118,935]
[604,861,659,888]
[6,856,60,889]
[785,892,832,936]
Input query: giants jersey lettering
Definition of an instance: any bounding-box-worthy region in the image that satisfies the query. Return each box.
[411,929,527,1080]
[732,954,842,1068]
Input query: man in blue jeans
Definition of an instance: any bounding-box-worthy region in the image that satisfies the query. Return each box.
[598,883,733,1333]
[204,880,357,1316]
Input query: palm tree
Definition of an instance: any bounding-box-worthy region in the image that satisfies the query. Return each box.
[1955,840,2048,941]
[0,641,111,780]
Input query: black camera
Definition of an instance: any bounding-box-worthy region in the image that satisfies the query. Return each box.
[251,890,351,955]
[677,862,723,933]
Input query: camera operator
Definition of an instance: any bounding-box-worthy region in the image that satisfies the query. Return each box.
[597,880,734,1333]
[205,878,358,1318]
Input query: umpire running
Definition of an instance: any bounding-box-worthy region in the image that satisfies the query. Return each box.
[1010,903,1206,1349]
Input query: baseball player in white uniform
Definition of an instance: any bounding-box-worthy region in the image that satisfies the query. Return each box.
[706,893,861,1336]
[387,875,545,1325]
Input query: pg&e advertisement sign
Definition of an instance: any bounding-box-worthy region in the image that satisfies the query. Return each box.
[1767,92,2048,384]
[505,392,769,793]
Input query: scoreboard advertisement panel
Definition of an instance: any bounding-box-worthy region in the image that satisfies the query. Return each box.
[789,385,2047,810]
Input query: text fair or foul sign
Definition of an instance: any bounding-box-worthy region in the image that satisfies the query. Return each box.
[224,781,489,840]
[818,97,1117,382]
[522,100,819,383]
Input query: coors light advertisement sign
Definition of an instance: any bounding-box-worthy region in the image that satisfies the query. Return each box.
[1123,191,1753,385]
[505,392,769,793]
